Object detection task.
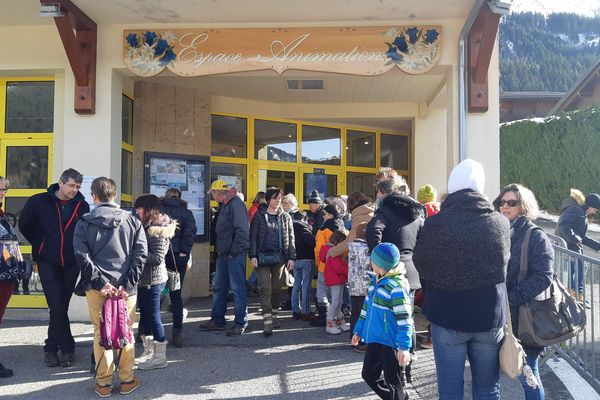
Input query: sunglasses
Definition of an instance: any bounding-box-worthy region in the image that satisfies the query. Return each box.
[498,199,520,207]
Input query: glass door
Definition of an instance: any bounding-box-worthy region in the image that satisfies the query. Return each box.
[252,162,299,199]
[299,166,342,208]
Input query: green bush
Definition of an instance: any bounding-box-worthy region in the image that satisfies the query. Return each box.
[500,105,600,213]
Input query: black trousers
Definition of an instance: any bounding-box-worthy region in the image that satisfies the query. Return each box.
[38,262,79,354]
[350,295,365,333]
[168,254,190,330]
[362,343,407,400]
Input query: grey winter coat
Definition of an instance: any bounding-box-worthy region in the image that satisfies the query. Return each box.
[139,214,177,287]
[249,204,296,262]
[73,203,147,295]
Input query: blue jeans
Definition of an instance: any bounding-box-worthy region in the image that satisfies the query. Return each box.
[519,349,544,400]
[570,259,586,294]
[138,282,166,342]
[291,260,313,314]
[211,254,248,328]
[431,323,504,400]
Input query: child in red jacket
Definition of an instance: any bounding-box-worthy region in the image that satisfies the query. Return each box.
[319,230,349,334]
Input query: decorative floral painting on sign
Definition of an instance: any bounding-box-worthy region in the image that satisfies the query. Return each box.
[125,31,178,77]
[122,26,442,77]
[382,27,441,74]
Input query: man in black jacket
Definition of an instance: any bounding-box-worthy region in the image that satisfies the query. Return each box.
[161,188,197,346]
[19,168,90,367]
[199,180,249,336]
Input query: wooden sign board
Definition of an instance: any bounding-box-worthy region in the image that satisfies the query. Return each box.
[123,26,442,78]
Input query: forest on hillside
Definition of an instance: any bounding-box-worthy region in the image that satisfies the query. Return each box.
[499,12,600,92]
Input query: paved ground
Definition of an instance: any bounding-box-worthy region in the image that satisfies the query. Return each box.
[0,296,575,399]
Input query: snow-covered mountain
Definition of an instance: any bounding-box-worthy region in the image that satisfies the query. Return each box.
[511,0,600,16]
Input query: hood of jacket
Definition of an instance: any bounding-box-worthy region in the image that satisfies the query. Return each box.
[162,197,188,209]
[379,193,424,221]
[81,203,130,229]
[147,214,177,238]
[322,217,344,232]
[352,203,375,220]
[47,183,87,203]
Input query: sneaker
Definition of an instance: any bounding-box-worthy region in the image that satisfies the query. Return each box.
[45,351,59,367]
[419,337,433,349]
[59,352,74,367]
[226,325,246,337]
[292,312,302,320]
[172,329,183,348]
[198,320,226,331]
[326,320,342,335]
[119,376,141,395]
[95,383,112,398]
[0,363,13,378]
[182,307,189,321]
[353,344,367,354]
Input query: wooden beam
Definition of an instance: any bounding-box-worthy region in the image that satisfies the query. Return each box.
[467,3,501,113]
[41,0,97,114]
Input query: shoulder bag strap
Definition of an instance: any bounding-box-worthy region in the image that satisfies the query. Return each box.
[503,282,514,332]
[518,226,538,283]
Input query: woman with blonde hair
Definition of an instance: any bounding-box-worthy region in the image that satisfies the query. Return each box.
[493,184,553,399]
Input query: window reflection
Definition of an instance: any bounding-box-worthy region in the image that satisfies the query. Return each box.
[211,115,247,158]
[301,125,341,166]
[254,119,297,162]
[347,130,375,168]
[380,134,409,171]
[5,146,49,189]
[5,81,54,133]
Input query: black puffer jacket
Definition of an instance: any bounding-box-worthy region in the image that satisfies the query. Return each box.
[250,205,296,262]
[161,197,197,254]
[19,184,90,267]
[366,193,425,290]
[293,220,316,260]
[556,197,600,253]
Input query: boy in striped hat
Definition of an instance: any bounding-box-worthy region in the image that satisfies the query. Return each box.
[352,242,413,400]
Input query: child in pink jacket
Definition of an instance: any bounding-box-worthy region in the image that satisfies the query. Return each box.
[319,230,349,334]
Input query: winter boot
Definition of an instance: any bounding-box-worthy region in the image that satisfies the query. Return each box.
[336,317,351,332]
[138,340,168,370]
[309,303,328,327]
[326,319,342,334]
[263,313,273,337]
[135,336,154,365]
[172,329,183,348]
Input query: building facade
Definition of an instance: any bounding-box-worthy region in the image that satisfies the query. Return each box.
[1,0,508,312]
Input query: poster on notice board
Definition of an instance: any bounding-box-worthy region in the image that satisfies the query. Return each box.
[144,152,210,241]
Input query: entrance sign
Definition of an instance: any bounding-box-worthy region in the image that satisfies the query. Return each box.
[123,26,442,78]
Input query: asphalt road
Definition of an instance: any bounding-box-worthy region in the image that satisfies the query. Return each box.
[0,296,575,399]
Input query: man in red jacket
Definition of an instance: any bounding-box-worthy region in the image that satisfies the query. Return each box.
[19,168,90,368]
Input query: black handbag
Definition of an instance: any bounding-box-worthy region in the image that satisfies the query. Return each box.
[257,216,284,266]
[517,227,586,347]
[166,244,181,291]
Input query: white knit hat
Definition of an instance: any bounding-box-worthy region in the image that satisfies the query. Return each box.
[447,159,485,195]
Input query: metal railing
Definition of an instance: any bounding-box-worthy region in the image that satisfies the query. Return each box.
[546,233,600,392]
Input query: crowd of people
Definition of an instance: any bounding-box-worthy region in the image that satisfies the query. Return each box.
[0,159,598,399]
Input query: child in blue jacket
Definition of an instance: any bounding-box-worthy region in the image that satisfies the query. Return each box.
[352,243,413,400]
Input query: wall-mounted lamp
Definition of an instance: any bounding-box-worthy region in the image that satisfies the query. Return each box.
[39,4,64,17]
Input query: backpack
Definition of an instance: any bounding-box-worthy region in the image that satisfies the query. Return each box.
[517,227,587,347]
[94,296,134,376]
[100,296,134,350]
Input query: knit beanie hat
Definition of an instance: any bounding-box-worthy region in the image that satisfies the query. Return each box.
[585,193,600,209]
[371,243,401,272]
[308,189,323,204]
[331,197,347,216]
[447,159,485,195]
[417,184,437,203]
[323,204,340,219]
